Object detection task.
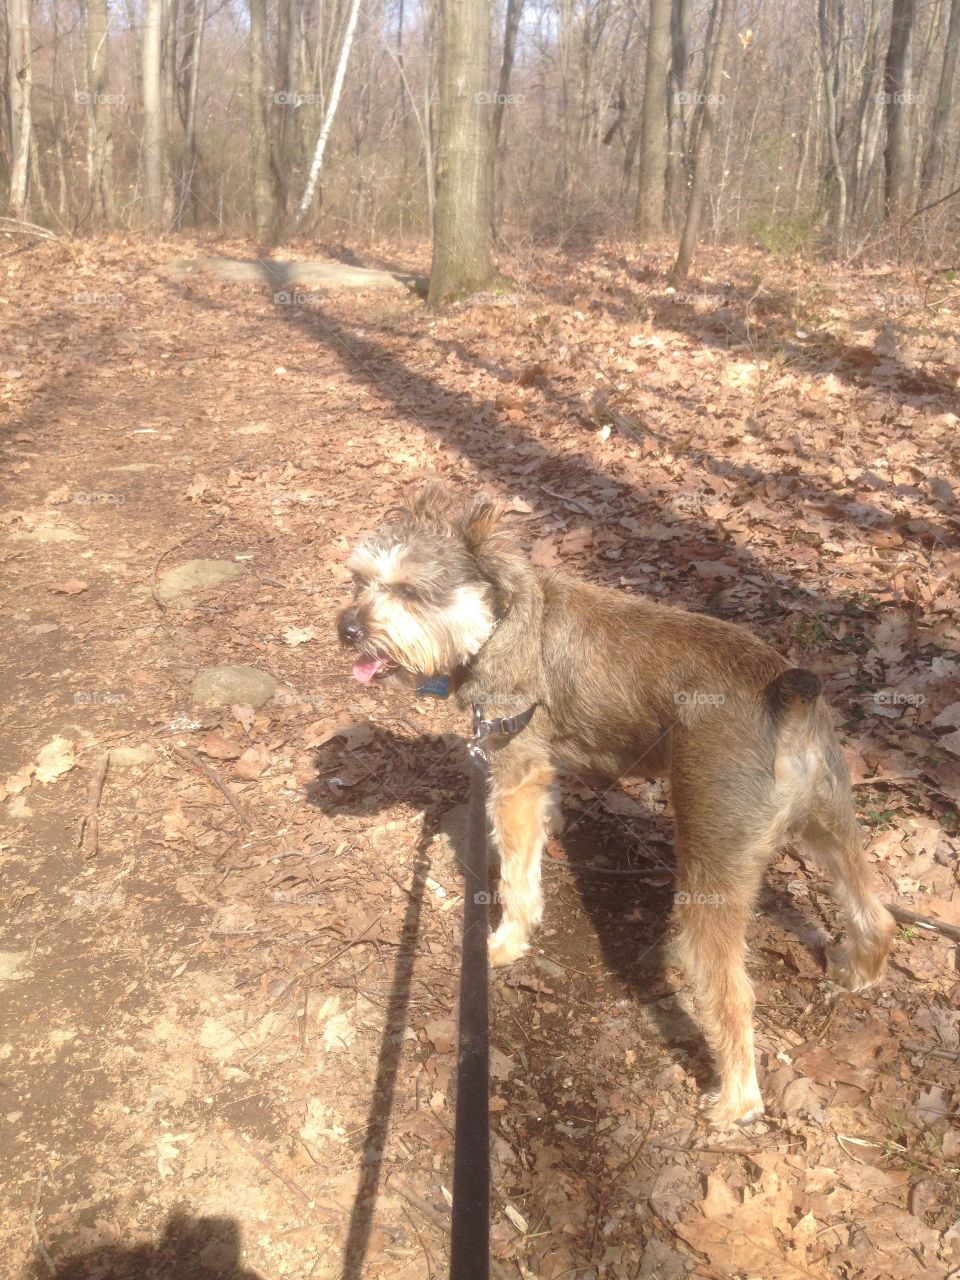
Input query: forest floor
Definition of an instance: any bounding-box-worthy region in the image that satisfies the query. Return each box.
[1,231,959,1280]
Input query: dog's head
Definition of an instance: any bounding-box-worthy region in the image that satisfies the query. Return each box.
[336,483,523,682]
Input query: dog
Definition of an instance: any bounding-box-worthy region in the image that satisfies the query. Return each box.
[336,484,895,1126]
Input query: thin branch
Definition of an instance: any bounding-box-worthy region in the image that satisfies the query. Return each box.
[171,745,252,827]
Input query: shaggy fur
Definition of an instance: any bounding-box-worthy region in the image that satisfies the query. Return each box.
[336,485,895,1127]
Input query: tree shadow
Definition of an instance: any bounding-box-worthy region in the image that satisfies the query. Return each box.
[26,1210,265,1279]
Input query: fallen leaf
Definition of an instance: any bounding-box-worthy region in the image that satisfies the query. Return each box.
[185,475,213,499]
[232,704,256,732]
[48,579,88,595]
[162,799,191,841]
[199,732,243,760]
[282,625,316,646]
[234,744,270,780]
[2,765,35,798]
[309,716,375,750]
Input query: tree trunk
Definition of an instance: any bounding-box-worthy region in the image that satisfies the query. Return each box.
[249,0,275,239]
[428,0,493,305]
[883,0,917,217]
[673,0,734,280]
[7,0,33,218]
[666,0,692,229]
[86,0,115,223]
[142,0,164,228]
[277,0,302,218]
[919,0,960,200]
[846,0,882,222]
[817,0,847,241]
[176,0,206,228]
[635,0,671,238]
[289,0,361,233]
[489,0,522,237]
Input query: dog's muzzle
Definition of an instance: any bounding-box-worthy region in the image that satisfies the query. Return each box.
[337,608,365,646]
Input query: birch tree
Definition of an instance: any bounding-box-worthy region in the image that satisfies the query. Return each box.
[6,0,33,218]
[289,0,363,234]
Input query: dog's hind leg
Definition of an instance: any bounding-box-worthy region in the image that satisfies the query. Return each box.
[769,673,895,990]
[673,850,768,1128]
[802,778,895,991]
[670,732,785,1128]
[488,761,556,967]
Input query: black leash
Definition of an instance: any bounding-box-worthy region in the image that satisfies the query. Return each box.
[449,706,491,1280]
[448,700,541,1280]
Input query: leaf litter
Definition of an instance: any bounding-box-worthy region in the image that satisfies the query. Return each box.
[0,236,957,1278]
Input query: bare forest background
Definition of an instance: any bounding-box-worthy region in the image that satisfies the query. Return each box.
[2,0,960,264]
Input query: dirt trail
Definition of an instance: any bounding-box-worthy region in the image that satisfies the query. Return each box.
[1,237,958,1279]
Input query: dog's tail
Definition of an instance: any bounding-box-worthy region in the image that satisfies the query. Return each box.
[765,668,823,787]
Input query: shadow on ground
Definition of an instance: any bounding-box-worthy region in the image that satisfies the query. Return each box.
[27,1210,265,1279]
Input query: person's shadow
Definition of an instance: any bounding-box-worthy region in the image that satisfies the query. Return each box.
[27,1210,265,1279]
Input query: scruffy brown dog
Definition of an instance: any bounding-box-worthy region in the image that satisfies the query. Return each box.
[336,484,895,1126]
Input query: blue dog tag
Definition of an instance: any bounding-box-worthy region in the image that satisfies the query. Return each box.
[416,676,450,699]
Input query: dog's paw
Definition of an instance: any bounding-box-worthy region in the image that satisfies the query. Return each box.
[699,1087,765,1129]
[825,942,885,992]
[488,923,528,968]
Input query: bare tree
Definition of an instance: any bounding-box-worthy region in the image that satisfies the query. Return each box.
[142,0,165,228]
[175,0,207,227]
[635,0,671,237]
[6,0,33,218]
[489,0,523,235]
[428,0,494,305]
[920,0,960,200]
[290,0,363,233]
[817,0,847,241]
[883,0,918,217]
[666,0,692,228]
[85,0,115,224]
[249,0,275,239]
[673,0,734,280]
[276,0,302,219]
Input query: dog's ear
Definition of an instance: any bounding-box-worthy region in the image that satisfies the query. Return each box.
[460,497,525,613]
[461,498,504,548]
[398,481,457,525]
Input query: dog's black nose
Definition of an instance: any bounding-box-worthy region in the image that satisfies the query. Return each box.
[337,610,365,645]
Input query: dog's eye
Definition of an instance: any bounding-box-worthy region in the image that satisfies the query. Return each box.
[394,583,419,603]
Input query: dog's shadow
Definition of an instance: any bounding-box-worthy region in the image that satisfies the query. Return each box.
[311,725,714,1086]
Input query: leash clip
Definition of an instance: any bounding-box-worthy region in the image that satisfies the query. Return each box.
[471,700,542,754]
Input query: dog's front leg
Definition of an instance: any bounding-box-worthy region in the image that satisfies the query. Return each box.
[487,759,556,967]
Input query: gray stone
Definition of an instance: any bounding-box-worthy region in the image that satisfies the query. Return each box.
[158,559,244,604]
[191,665,277,709]
[0,952,29,982]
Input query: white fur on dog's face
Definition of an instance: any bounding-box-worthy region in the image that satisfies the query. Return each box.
[345,539,496,677]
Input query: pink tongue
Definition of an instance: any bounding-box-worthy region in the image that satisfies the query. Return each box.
[352,656,383,683]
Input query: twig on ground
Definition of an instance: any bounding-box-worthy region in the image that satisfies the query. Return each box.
[239,1136,337,1218]
[886,903,960,943]
[30,1176,55,1276]
[171,744,252,827]
[78,752,110,858]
